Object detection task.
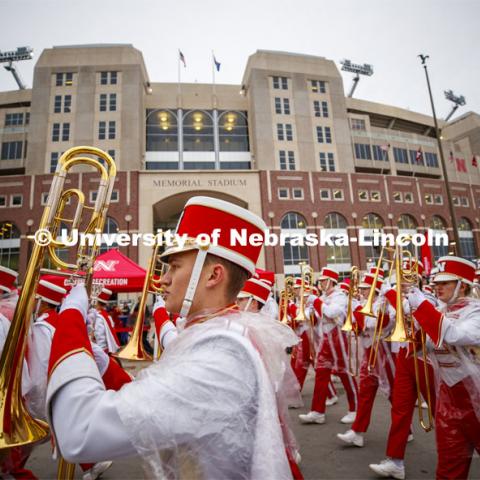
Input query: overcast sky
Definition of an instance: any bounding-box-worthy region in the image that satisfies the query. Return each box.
[1,0,479,120]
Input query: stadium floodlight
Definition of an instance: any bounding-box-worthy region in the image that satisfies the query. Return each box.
[0,46,34,90]
[340,59,374,97]
[444,89,466,121]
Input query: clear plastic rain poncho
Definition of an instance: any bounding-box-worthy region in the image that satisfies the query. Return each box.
[115,309,300,479]
[428,296,480,421]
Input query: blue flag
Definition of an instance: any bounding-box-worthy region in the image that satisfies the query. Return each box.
[213,54,221,72]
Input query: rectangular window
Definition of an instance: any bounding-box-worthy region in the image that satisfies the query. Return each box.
[272,76,288,90]
[1,141,23,160]
[111,190,119,202]
[320,189,330,200]
[89,191,98,203]
[285,124,293,141]
[274,97,282,114]
[99,121,106,140]
[62,123,70,141]
[409,149,424,165]
[283,98,290,115]
[371,191,381,202]
[50,152,59,173]
[321,101,329,117]
[393,147,409,164]
[278,188,289,199]
[310,80,326,93]
[319,152,335,172]
[358,190,368,201]
[292,188,304,200]
[54,95,62,113]
[372,145,389,161]
[56,72,73,87]
[453,196,460,206]
[99,94,107,112]
[5,113,24,126]
[461,196,469,207]
[109,93,117,112]
[108,149,115,160]
[325,126,332,143]
[108,122,116,140]
[52,123,60,141]
[0,196,6,207]
[11,194,23,207]
[425,152,439,168]
[313,101,321,117]
[279,150,295,170]
[64,95,72,113]
[100,71,118,85]
[425,193,433,204]
[404,192,414,203]
[434,194,443,205]
[277,123,284,141]
[354,143,372,160]
[316,126,324,143]
[333,189,344,200]
[393,192,403,203]
[41,192,49,206]
[351,118,366,131]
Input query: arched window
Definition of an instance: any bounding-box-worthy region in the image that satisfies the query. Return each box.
[324,213,351,270]
[362,213,384,266]
[429,215,448,260]
[146,109,178,152]
[99,216,119,254]
[281,212,309,274]
[397,214,418,255]
[218,111,249,152]
[0,222,20,271]
[458,217,477,261]
[183,110,214,153]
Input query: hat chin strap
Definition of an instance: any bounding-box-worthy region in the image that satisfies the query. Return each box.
[180,248,208,319]
[447,280,462,305]
[244,296,253,312]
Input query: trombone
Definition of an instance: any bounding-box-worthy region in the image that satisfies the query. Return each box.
[115,239,164,362]
[342,266,360,376]
[0,148,116,467]
[280,276,295,325]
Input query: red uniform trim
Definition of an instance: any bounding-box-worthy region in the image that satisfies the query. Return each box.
[153,307,170,339]
[42,309,59,328]
[412,300,443,347]
[102,358,133,391]
[99,308,119,344]
[353,305,365,331]
[385,289,397,310]
[313,298,323,320]
[48,308,93,377]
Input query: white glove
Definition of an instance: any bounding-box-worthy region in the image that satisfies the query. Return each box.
[402,298,411,316]
[153,295,166,314]
[86,308,97,335]
[380,280,392,297]
[407,287,426,310]
[306,294,317,308]
[90,341,109,376]
[59,284,88,320]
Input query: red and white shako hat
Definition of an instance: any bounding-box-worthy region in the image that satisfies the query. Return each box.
[238,277,272,305]
[369,267,384,279]
[433,256,476,285]
[338,278,350,293]
[293,277,303,289]
[97,287,113,304]
[160,196,266,276]
[318,267,339,284]
[254,269,275,287]
[159,196,267,318]
[36,280,67,306]
[359,273,383,293]
[0,265,18,294]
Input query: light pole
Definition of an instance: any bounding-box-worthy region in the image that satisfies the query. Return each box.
[418,54,461,253]
[124,214,132,258]
[340,59,374,98]
[26,219,34,260]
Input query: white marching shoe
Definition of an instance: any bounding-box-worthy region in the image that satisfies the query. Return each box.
[337,429,364,447]
[340,411,356,424]
[83,461,113,480]
[326,395,338,406]
[407,433,414,443]
[369,458,405,480]
[298,411,326,424]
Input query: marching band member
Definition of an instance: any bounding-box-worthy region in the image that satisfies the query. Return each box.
[92,287,120,353]
[237,276,273,313]
[337,271,396,447]
[255,270,280,318]
[407,255,480,479]
[45,196,302,479]
[370,259,436,480]
[299,267,358,425]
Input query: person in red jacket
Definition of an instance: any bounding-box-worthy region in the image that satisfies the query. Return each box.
[407,255,480,480]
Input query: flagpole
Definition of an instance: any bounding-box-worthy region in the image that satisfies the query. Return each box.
[177,49,181,98]
[212,50,216,98]
[419,54,460,252]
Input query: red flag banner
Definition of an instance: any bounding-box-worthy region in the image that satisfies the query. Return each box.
[455,157,467,172]
[420,236,432,276]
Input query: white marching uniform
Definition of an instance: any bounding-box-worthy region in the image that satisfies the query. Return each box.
[47,309,298,479]
[93,309,120,353]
